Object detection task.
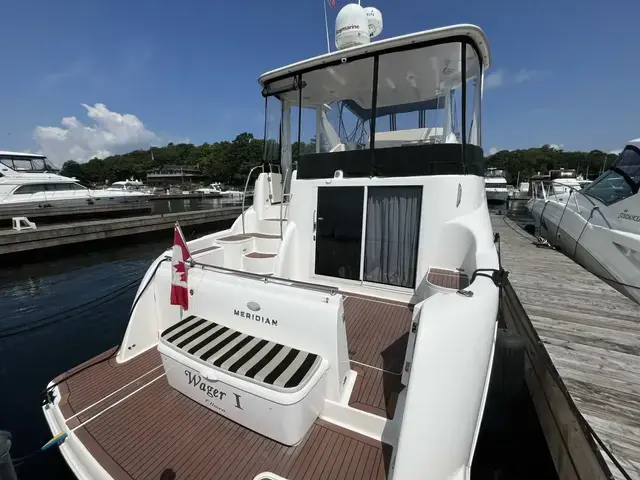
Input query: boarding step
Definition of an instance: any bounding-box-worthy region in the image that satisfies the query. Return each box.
[242,251,277,274]
[259,218,288,235]
[158,315,327,445]
[217,233,281,269]
[264,203,290,220]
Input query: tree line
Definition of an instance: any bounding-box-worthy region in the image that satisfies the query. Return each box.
[59,134,618,186]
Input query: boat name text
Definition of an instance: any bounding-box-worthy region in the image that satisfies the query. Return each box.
[619,209,640,222]
[234,309,278,326]
[185,370,243,410]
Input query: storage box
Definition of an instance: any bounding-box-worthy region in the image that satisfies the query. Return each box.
[158,336,327,446]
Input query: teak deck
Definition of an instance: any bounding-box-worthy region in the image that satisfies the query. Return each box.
[52,294,409,479]
[494,214,640,480]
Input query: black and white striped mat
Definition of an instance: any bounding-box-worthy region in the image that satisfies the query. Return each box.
[161,316,321,390]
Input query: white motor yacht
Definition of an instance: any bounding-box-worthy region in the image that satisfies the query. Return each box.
[0,152,95,209]
[484,168,509,203]
[195,182,244,197]
[42,17,501,480]
[0,152,151,209]
[527,141,640,304]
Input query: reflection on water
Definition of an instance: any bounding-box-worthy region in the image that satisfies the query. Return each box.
[149,196,244,214]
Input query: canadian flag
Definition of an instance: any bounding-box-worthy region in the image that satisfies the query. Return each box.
[170,222,190,310]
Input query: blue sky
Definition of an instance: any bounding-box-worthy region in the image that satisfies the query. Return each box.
[2,0,639,163]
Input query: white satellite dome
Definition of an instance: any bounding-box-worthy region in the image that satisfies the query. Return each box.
[335,4,370,50]
[364,7,383,38]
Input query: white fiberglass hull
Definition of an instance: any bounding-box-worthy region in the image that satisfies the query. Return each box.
[528,198,640,304]
[486,189,509,203]
[0,193,149,211]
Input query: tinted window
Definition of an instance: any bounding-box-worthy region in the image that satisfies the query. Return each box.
[615,147,640,185]
[54,183,78,191]
[15,184,43,194]
[12,160,32,170]
[583,171,634,205]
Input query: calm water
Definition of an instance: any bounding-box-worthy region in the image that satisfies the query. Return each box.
[149,196,245,215]
[0,199,549,480]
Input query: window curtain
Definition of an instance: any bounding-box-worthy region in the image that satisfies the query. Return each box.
[364,186,422,288]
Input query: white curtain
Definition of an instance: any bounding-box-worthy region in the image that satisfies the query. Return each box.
[364,187,422,288]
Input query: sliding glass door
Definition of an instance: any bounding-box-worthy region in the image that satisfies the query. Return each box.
[315,186,364,280]
[314,185,422,288]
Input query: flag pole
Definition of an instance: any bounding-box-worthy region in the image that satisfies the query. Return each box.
[323,0,331,54]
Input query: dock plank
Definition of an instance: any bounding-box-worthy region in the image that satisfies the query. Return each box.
[494,214,640,480]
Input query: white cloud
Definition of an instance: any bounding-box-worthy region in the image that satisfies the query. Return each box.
[34,103,158,164]
[609,149,622,155]
[485,68,546,89]
[484,70,504,89]
[514,68,543,84]
[488,147,500,156]
[548,144,564,151]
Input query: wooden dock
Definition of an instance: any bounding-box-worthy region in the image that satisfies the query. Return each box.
[494,213,640,480]
[0,202,152,225]
[0,207,242,257]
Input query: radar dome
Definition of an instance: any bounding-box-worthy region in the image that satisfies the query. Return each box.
[335,4,370,50]
[364,7,383,38]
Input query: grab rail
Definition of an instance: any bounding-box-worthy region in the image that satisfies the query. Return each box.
[167,254,338,296]
[533,179,612,229]
[279,165,295,239]
[241,165,264,234]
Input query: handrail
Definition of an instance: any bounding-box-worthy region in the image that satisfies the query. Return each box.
[167,255,338,295]
[279,165,295,239]
[241,165,264,234]
[533,179,612,229]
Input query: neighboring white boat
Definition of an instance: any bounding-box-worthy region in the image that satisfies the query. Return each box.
[106,179,152,194]
[43,18,502,479]
[527,141,640,304]
[0,152,148,209]
[195,182,244,197]
[485,168,509,203]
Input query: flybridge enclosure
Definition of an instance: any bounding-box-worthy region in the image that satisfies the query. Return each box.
[258,25,490,85]
[258,25,490,180]
[0,152,59,174]
[485,168,506,178]
[549,169,577,179]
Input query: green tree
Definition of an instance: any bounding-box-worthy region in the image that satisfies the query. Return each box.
[60,160,87,183]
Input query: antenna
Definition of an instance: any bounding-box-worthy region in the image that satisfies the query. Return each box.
[323,0,331,53]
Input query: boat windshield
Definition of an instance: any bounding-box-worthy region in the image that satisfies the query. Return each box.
[261,40,483,180]
[0,155,59,173]
[485,169,506,178]
[582,146,640,205]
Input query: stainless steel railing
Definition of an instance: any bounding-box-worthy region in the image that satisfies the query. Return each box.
[532,179,612,257]
[170,255,338,295]
[279,165,295,239]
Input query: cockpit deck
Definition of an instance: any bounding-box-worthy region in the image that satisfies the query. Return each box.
[50,294,410,479]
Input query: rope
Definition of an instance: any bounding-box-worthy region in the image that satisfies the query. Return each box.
[501,217,634,479]
[503,214,640,291]
[11,258,171,468]
[41,258,168,398]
